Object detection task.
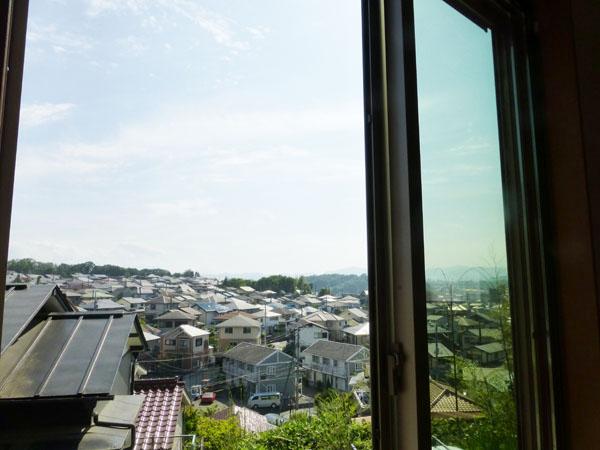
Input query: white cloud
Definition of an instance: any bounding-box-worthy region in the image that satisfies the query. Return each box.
[20,102,75,128]
[27,22,93,54]
[86,0,257,51]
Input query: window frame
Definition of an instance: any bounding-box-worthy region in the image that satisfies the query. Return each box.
[362,0,559,448]
[0,0,29,345]
[0,1,560,449]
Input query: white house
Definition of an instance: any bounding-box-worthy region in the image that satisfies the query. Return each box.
[301,340,369,391]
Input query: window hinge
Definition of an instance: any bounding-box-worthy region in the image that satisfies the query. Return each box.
[387,344,406,396]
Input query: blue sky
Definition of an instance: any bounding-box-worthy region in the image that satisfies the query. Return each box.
[9,0,506,275]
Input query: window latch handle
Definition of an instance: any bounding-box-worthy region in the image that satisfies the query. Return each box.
[387,344,406,395]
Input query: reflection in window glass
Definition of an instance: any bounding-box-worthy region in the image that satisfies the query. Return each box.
[415,0,518,448]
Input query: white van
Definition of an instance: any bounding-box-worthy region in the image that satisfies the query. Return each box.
[247,392,281,409]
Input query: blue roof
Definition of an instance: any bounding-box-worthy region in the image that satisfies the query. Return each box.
[194,302,230,313]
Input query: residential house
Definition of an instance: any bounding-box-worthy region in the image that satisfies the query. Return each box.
[301,340,369,391]
[193,301,230,326]
[160,324,211,370]
[289,318,330,354]
[303,311,348,342]
[428,342,454,379]
[469,342,506,366]
[142,330,161,356]
[251,307,283,333]
[155,309,197,330]
[429,379,482,419]
[222,342,297,399]
[145,294,181,321]
[117,296,147,312]
[215,314,262,351]
[225,297,261,314]
[461,327,503,351]
[342,322,370,346]
[340,307,369,324]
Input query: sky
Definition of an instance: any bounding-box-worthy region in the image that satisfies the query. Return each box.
[9,0,506,276]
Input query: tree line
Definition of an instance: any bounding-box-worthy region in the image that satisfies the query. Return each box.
[7,258,174,278]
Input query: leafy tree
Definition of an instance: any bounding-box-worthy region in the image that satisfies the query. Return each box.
[318,287,331,296]
[183,406,246,450]
[250,391,371,450]
[7,258,173,278]
[183,392,373,450]
[305,273,368,296]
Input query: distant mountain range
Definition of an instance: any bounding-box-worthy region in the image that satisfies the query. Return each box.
[425,265,508,282]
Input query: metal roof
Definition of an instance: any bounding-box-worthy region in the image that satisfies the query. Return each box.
[428,342,454,358]
[0,311,145,400]
[2,285,74,353]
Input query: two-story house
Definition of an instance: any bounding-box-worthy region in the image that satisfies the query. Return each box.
[222,342,297,399]
[288,318,330,356]
[160,324,211,370]
[116,296,147,312]
[301,340,369,391]
[342,321,370,347]
[192,301,231,326]
[251,307,283,333]
[215,314,262,351]
[303,311,348,342]
[145,293,182,321]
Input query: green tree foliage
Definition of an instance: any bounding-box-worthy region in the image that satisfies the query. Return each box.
[7,258,172,278]
[183,392,372,450]
[318,287,331,296]
[249,391,371,450]
[433,270,517,450]
[305,273,368,295]
[222,275,312,294]
[222,277,255,289]
[184,406,246,450]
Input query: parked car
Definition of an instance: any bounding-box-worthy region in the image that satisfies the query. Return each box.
[200,392,217,404]
[247,392,281,409]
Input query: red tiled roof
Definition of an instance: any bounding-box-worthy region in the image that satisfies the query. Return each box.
[134,378,185,450]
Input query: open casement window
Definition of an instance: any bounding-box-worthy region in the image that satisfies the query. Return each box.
[363,0,557,449]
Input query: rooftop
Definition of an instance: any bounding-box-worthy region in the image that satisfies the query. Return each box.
[223,342,291,365]
[0,311,145,400]
[216,314,261,328]
[303,339,367,361]
[133,378,187,450]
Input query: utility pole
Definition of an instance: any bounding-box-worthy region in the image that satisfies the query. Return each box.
[263,304,267,345]
[295,327,300,411]
[449,284,459,413]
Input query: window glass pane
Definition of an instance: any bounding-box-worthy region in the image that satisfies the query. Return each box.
[414,1,518,448]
